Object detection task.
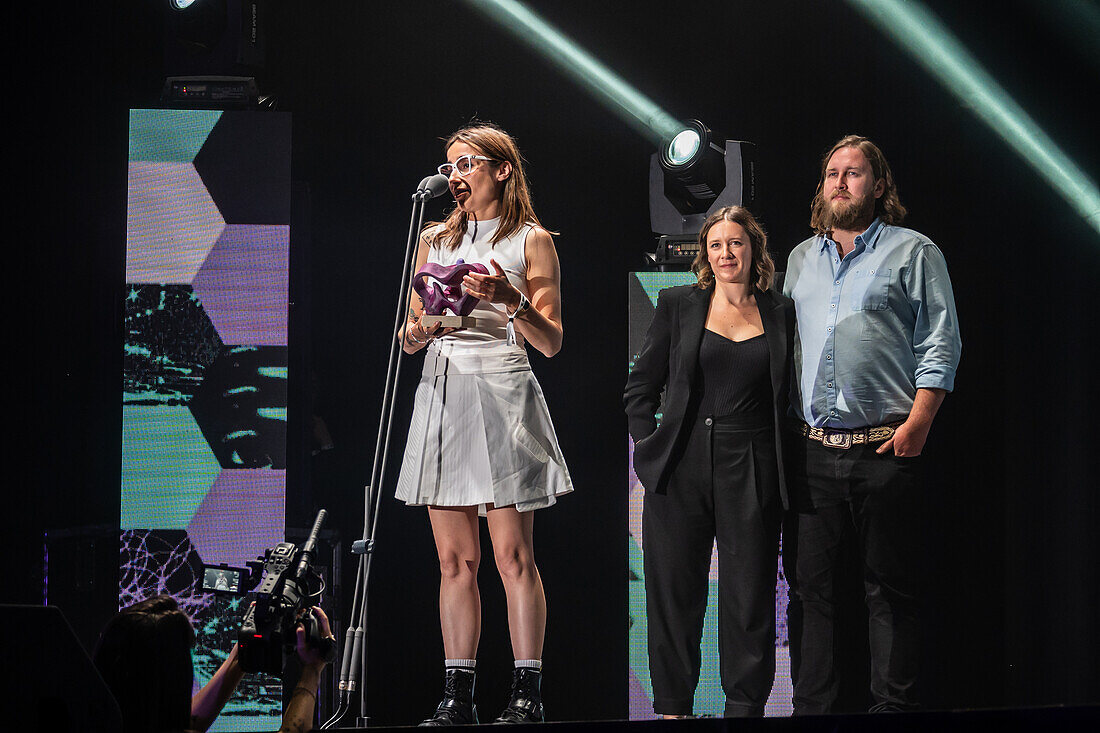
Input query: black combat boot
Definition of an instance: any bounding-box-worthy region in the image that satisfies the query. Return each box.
[494,667,544,723]
[420,668,478,726]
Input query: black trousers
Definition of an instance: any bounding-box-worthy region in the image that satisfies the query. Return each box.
[790,438,923,714]
[643,412,783,717]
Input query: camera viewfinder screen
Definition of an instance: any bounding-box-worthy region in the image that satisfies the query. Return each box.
[203,567,242,593]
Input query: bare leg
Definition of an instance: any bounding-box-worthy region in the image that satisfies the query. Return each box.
[486,505,545,660]
[428,506,482,658]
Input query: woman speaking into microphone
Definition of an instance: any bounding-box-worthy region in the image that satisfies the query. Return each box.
[625,206,795,718]
[396,123,572,725]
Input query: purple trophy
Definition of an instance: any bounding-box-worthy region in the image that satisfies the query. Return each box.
[413,258,491,329]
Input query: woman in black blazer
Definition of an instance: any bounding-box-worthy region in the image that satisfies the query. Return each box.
[624,206,795,718]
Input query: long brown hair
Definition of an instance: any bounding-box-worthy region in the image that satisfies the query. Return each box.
[691,205,775,292]
[431,123,550,249]
[809,134,907,234]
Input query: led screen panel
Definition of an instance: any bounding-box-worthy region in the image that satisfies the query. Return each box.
[123,108,290,731]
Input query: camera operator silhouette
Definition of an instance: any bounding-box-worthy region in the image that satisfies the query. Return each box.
[93,595,334,733]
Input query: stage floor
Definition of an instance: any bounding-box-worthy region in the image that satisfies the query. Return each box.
[318,704,1098,732]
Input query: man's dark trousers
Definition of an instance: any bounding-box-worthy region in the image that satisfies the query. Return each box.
[790,437,923,714]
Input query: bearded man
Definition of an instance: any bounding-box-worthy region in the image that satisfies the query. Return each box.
[782,135,961,713]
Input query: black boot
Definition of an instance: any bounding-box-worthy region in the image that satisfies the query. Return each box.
[420,669,478,726]
[494,668,544,724]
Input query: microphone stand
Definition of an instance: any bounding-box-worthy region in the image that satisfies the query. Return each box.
[322,175,449,729]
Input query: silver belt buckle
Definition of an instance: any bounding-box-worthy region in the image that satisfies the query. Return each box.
[823,429,852,449]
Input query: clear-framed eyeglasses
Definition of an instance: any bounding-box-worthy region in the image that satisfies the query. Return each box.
[438,154,495,177]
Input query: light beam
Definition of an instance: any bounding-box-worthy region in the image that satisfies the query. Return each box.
[847,0,1100,236]
[465,0,683,144]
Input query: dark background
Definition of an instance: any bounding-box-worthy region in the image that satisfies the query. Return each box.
[18,0,1098,724]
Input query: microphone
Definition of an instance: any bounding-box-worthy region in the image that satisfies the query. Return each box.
[415,173,450,200]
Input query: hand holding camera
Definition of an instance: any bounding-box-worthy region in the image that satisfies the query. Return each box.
[295,605,336,669]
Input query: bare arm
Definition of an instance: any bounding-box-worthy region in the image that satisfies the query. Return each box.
[278,607,335,733]
[876,387,947,457]
[278,662,325,733]
[190,644,246,732]
[515,227,564,357]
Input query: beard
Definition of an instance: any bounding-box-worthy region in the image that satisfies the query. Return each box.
[827,192,875,231]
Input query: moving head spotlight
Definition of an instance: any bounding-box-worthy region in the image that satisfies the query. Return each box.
[160,0,269,109]
[649,119,757,239]
[659,120,727,216]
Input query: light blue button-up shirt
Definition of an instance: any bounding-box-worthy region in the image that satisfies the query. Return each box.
[783,218,961,429]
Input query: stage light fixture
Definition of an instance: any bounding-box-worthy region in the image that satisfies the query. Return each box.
[160,0,268,109]
[648,120,757,269]
[651,120,756,235]
[659,120,730,218]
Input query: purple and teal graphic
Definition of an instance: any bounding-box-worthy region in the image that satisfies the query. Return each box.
[124,108,291,731]
[627,272,794,718]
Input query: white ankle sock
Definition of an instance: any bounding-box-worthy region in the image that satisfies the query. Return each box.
[445,658,477,672]
[514,659,542,671]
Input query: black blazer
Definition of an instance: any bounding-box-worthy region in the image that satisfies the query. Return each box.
[624,283,796,508]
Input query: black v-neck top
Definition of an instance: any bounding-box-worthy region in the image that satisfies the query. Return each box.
[696,329,772,417]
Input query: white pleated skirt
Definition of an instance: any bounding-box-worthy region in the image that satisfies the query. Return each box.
[395,339,573,514]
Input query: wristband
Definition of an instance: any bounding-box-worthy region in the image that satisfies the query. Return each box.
[506,293,530,346]
[511,293,531,318]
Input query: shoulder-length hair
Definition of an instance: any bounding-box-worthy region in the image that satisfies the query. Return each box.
[431,123,552,249]
[809,134,907,234]
[93,595,195,733]
[691,205,775,292]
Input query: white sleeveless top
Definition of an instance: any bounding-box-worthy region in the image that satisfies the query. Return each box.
[427,216,532,347]
[397,216,573,512]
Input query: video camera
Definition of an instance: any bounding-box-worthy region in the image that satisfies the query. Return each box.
[236,509,337,676]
